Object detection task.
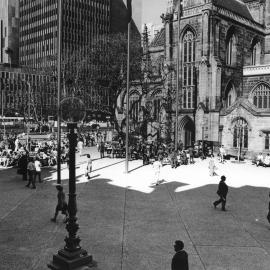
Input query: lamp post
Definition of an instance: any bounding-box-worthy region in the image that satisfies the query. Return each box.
[48,96,93,269]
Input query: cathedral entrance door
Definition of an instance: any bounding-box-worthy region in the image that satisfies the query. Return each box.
[183,120,195,148]
[179,116,195,148]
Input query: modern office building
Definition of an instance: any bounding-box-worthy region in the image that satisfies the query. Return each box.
[0,0,141,119]
[0,64,54,118]
[0,0,19,66]
[19,0,111,68]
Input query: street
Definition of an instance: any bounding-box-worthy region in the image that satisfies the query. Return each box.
[0,147,270,270]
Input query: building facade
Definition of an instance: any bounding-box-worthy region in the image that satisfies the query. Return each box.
[144,0,270,157]
[0,64,55,119]
[0,0,19,66]
[19,0,110,68]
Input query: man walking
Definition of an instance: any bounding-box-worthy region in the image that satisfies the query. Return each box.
[213,175,228,211]
[171,240,189,270]
[26,158,36,189]
[34,157,42,183]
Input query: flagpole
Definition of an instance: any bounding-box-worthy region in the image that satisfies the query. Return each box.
[125,22,131,174]
[175,1,181,151]
[125,0,131,174]
[57,0,62,184]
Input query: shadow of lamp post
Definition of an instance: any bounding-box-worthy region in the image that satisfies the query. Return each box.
[48,96,95,270]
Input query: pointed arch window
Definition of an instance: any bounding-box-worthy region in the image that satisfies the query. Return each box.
[226,34,236,66]
[251,84,270,109]
[182,30,196,109]
[251,41,261,66]
[130,94,140,122]
[232,118,248,149]
[225,83,236,108]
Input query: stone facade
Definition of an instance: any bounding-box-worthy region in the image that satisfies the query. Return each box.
[146,0,270,157]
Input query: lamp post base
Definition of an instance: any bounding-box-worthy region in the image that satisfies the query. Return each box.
[48,248,95,270]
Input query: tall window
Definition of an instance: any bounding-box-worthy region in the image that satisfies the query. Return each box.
[232,118,248,149]
[130,95,139,122]
[182,30,196,109]
[225,83,236,108]
[226,34,236,66]
[251,84,270,109]
[251,41,261,66]
[265,133,269,150]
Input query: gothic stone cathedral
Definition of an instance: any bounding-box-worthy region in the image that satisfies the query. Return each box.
[141,0,270,158]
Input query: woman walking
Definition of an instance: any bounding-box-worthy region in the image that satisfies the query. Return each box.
[85,154,92,180]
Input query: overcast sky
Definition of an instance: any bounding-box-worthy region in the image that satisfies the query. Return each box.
[142,0,167,25]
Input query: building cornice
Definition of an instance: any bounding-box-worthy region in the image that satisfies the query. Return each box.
[215,6,264,34]
[243,64,270,76]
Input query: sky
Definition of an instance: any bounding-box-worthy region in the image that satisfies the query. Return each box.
[142,0,167,25]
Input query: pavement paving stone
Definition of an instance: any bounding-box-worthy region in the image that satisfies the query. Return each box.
[1,149,270,269]
[197,246,270,270]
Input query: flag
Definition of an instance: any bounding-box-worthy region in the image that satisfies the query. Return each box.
[127,0,132,23]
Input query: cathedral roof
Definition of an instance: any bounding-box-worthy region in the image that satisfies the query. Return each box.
[150,28,165,48]
[214,0,254,21]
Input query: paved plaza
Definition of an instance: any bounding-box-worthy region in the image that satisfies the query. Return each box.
[1,147,270,269]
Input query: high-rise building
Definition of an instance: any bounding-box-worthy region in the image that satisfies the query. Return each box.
[19,0,111,69]
[0,0,19,66]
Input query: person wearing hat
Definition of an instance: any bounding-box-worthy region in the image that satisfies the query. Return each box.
[213,175,228,211]
[51,185,68,223]
[171,240,189,270]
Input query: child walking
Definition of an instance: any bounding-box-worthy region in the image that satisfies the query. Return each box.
[153,157,162,186]
[51,185,68,223]
[85,154,92,180]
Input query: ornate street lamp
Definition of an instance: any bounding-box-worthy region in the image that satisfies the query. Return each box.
[48,96,94,270]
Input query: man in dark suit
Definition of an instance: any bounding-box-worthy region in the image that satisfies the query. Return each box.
[213,175,228,211]
[171,240,189,270]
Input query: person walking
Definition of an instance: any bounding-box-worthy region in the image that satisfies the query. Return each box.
[77,139,84,157]
[213,175,228,211]
[51,185,68,223]
[18,151,28,181]
[34,157,42,183]
[267,192,270,226]
[208,155,216,176]
[152,157,162,186]
[26,158,36,189]
[171,240,189,270]
[85,154,92,180]
[219,145,226,163]
[100,141,105,158]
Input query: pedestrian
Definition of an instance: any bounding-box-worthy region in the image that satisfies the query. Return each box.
[18,151,28,181]
[77,139,84,156]
[208,155,217,176]
[171,240,189,270]
[100,141,105,158]
[51,185,68,223]
[85,154,92,180]
[188,146,194,164]
[219,145,226,163]
[213,175,228,211]
[34,157,43,183]
[153,156,162,186]
[26,157,36,189]
[267,192,270,226]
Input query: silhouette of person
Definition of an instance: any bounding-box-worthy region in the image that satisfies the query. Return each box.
[267,192,270,225]
[171,240,189,270]
[213,175,228,211]
[51,185,68,223]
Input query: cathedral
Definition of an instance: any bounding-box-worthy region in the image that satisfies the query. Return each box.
[138,0,270,158]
